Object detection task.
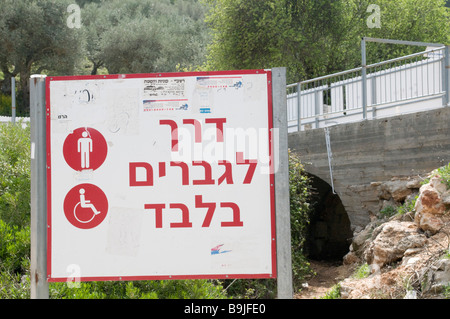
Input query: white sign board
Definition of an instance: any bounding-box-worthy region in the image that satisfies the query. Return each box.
[46,70,276,282]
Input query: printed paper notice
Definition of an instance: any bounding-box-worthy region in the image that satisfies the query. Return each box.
[143,78,188,112]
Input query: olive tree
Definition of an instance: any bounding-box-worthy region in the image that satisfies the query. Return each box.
[0,0,84,114]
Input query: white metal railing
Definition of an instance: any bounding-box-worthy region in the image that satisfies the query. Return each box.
[288,39,450,132]
[0,116,30,126]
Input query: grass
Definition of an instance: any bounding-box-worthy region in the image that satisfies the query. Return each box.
[353,263,370,279]
[320,284,341,299]
[380,195,417,219]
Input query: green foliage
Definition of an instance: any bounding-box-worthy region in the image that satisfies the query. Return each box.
[320,283,341,299]
[361,0,450,64]
[421,163,450,188]
[0,220,30,275]
[397,196,418,215]
[0,122,31,227]
[380,205,397,218]
[204,0,450,83]
[443,284,450,299]
[81,0,209,75]
[206,278,276,299]
[0,271,30,299]
[289,151,314,289]
[50,279,226,299]
[443,250,450,259]
[353,263,370,279]
[436,163,450,189]
[0,219,31,299]
[0,0,84,114]
[380,195,418,218]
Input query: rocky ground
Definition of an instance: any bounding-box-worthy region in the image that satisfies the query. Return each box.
[294,260,354,299]
[296,169,450,299]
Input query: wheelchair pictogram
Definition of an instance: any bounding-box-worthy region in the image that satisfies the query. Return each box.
[64,184,108,229]
[73,188,101,224]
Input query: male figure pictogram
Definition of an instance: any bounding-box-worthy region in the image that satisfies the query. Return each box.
[78,131,93,169]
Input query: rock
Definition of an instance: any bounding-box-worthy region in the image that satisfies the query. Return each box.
[343,251,360,265]
[442,190,450,205]
[339,280,354,299]
[406,179,422,189]
[364,221,427,268]
[350,220,382,258]
[414,177,448,234]
[430,259,450,292]
[381,180,412,202]
[422,259,450,294]
[403,290,418,299]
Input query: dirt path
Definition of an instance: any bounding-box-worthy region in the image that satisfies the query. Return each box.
[294,260,354,299]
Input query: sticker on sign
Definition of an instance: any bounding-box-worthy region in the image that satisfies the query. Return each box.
[46,70,276,282]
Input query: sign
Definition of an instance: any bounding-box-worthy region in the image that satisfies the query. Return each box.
[46,70,276,282]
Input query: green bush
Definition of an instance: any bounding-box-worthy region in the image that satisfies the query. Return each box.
[0,219,31,299]
[50,279,227,299]
[289,151,314,290]
[0,122,31,227]
[0,220,30,274]
[380,195,418,218]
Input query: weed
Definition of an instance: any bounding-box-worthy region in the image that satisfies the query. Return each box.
[320,283,341,299]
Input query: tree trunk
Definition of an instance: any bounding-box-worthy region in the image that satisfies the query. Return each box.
[19,70,31,116]
[1,70,13,96]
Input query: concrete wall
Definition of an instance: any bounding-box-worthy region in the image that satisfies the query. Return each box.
[288,107,450,231]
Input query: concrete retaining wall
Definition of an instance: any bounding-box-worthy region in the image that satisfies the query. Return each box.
[288,107,450,230]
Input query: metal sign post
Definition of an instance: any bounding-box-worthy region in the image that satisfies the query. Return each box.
[272,67,293,299]
[30,74,49,299]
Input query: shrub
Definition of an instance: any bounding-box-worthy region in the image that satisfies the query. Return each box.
[50,279,227,299]
[320,283,341,299]
[0,219,30,299]
[0,122,31,227]
[436,163,450,189]
[353,263,370,279]
[289,151,314,289]
[0,220,30,274]
[380,196,417,218]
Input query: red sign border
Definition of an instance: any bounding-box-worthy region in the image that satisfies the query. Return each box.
[46,69,276,283]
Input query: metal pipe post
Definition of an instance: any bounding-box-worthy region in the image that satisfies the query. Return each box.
[361,38,368,119]
[272,67,293,299]
[30,75,49,299]
[296,82,301,132]
[11,77,16,124]
[445,46,450,107]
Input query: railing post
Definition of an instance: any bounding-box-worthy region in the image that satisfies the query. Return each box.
[445,45,450,107]
[296,82,301,132]
[361,37,368,119]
